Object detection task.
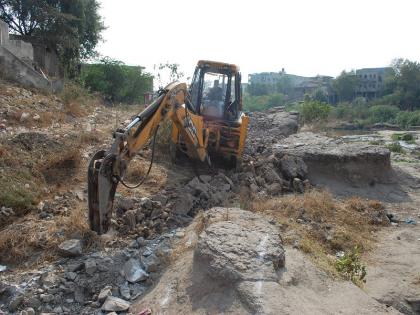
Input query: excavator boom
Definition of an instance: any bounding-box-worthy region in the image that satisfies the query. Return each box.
[88,82,207,234]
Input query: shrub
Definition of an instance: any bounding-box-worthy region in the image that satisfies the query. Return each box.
[243,93,285,112]
[367,105,399,124]
[396,110,420,129]
[332,104,400,126]
[300,101,332,123]
[391,133,415,143]
[336,246,367,285]
[333,103,369,122]
[387,142,404,153]
[60,81,91,105]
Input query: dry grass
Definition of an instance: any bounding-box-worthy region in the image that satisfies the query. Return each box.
[0,134,82,209]
[65,102,86,117]
[250,189,387,276]
[39,147,81,186]
[125,158,148,183]
[299,237,340,277]
[0,205,99,266]
[79,131,102,144]
[122,156,168,194]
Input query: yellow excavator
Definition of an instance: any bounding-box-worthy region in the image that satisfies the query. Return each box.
[88,60,249,234]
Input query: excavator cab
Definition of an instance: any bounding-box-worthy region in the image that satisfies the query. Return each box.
[172,60,249,165]
[188,60,242,122]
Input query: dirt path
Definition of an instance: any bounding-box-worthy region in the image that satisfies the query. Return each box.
[364,161,420,314]
[365,224,420,314]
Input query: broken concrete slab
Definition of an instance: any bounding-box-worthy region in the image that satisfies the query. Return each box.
[122,259,148,283]
[57,239,82,257]
[98,286,112,303]
[273,132,402,200]
[101,296,130,312]
[195,207,285,283]
[276,132,391,182]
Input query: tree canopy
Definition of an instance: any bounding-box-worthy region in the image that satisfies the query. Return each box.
[0,0,104,75]
[333,70,359,102]
[385,59,420,110]
[81,57,153,104]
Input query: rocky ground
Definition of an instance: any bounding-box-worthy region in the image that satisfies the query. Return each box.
[0,82,419,315]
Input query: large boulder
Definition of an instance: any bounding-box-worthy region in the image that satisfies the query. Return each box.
[276,132,391,180]
[58,239,82,257]
[276,153,308,180]
[101,296,130,312]
[274,132,399,199]
[123,259,148,283]
[195,207,285,283]
[245,107,300,156]
[268,110,300,137]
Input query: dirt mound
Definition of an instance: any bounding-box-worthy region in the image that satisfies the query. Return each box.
[277,132,391,183]
[131,207,399,315]
[12,132,62,151]
[270,132,413,201]
[245,107,299,157]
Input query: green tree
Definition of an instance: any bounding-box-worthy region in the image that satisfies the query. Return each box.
[312,88,328,103]
[333,70,359,102]
[153,62,184,88]
[248,83,271,96]
[388,59,420,110]
[300,100,332,123]
[243,93,285,112]
[0,0,105,76]
[82,57,152,103]
[275,76,293,95]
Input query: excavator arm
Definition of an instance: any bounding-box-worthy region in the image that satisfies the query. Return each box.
[88,82,208,234]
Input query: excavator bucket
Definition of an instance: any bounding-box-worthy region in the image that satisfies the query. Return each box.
[87,150,118,235]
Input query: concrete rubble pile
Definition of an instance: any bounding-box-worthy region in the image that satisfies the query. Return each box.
[0,229,182,314]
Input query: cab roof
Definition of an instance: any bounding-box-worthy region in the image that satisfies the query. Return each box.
[197,60,240,74]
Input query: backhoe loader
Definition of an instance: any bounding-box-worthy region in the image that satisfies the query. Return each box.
[88,60,249,234]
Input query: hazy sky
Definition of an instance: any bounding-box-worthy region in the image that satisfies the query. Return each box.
[97,0,420,82]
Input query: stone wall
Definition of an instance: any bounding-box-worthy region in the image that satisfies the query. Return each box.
[0,18,62,92]
[0,46,52,91]
[0,19,9,45]
[6,39,34,63]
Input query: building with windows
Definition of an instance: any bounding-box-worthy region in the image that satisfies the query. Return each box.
[248,68,286,85]
[248,68,334,102]
[355,67,391,99]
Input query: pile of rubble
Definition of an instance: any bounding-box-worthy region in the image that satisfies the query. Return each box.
[114,159,311,237]
[114,172,235,237]
[0,84,64,131]
[110,108,309,235]
[245,106,299,157]
[0,228,183,314]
